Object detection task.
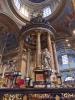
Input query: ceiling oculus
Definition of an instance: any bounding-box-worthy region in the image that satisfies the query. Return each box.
[29,0,45,3]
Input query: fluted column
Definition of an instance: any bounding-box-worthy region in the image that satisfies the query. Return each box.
[47,33,55,70]
[52,41,60,73]
[36,32,41,67]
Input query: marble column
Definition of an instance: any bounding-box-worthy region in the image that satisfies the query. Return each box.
[47,33,55,70]
[72,0,75,10]
[21,54,27,79]
[52,41,62,86]
[20,40,26,79]
[52,41,60,73]
[36,32,41,68]
[26,49,31,77]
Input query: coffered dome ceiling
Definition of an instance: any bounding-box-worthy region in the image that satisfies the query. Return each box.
[7,0,65,22]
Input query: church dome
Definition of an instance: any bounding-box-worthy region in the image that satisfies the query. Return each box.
[7,0,65,22]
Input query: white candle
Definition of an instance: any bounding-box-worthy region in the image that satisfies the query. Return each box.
[2,67,6,78]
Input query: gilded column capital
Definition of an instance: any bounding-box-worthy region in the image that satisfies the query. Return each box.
[37,32,41,36]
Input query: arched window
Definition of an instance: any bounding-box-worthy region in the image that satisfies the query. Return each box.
[43,6,51,17]
[14,0,29,18]
[24,8,29,18]
[56,41,75,82]
[20,6,29,17]
[14,0,21,10]
[20,6,25,15]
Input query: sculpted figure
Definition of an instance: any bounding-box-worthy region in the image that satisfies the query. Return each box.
[42,48,51,69]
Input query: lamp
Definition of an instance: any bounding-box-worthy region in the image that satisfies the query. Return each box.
[73,29,75,34]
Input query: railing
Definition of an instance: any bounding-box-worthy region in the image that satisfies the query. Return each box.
[0,88,75,100]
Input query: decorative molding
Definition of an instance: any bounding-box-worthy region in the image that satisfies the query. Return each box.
[21,16,56,35]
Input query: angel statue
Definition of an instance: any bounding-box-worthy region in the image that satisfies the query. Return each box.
[42,48,51,69]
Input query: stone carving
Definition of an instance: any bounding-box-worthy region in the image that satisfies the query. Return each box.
[42,48,51,69]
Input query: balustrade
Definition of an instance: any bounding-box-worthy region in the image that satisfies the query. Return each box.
[0,88,74,100]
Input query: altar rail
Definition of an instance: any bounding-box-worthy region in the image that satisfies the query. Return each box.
[0,88,75,100]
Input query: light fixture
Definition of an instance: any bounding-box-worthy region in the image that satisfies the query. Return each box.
[73,29,75,35]
[65,39,69,42]
[67,43,71,47]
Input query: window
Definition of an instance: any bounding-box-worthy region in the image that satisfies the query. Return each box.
[20,6,25,15]
[14,0,20,10]
[24,8,29,18]
[62,55,68,65]
[43,6,51,17]
[20,6,29,17]
[14,0,29,17]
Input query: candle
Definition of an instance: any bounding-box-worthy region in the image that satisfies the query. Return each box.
[2,67,6,78]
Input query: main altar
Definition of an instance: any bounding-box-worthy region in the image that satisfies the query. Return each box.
[0,15,75,100]
[19,15,61,88]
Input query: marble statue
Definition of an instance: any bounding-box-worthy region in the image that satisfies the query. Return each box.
[42,48,51,69]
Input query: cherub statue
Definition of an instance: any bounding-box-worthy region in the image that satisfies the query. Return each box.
[42,48,51,69]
